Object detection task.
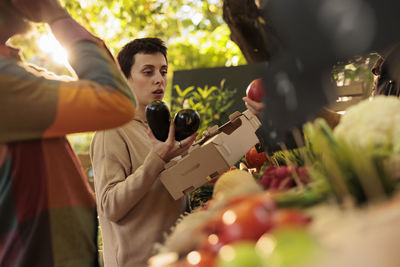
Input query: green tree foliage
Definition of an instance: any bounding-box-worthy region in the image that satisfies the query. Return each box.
[8,0,246,152]
[10,0,246,75]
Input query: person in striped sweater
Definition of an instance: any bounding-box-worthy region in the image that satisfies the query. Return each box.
[0,0,136,266]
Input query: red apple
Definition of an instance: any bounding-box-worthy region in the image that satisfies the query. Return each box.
[246,79,266,102]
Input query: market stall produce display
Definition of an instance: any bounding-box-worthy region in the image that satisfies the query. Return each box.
[149,95,400,267]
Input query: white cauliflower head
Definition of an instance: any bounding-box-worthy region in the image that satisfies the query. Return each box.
[333,96,400,153]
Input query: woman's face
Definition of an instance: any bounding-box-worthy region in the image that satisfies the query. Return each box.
[128,52,168,108]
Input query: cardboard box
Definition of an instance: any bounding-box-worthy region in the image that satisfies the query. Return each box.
[160,109,262,200]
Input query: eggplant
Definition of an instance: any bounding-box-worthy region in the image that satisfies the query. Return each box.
[174,109,201,141]
[145,100,171,141]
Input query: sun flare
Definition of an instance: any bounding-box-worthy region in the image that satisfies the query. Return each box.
[38,33,69,67]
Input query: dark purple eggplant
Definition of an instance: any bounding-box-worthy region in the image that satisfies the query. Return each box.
[174,109,201,141]
[145,100,171,141]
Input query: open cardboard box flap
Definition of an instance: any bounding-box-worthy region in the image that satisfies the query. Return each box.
[160,109,262,200]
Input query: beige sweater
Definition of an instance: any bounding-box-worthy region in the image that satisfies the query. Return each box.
[90,119,187,267]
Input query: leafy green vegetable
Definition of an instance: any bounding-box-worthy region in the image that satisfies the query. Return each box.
[304,118,397,206]
[189,184,214,211]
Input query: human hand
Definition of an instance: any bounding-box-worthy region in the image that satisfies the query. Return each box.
[11,0,69,23]
[242,96,265,116]
[149,122,198,162]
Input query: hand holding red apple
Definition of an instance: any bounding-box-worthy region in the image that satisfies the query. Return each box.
[246,79,266,102]
[243,78,266,115]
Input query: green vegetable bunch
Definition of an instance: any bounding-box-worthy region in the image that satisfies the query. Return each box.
[304,117,397,206]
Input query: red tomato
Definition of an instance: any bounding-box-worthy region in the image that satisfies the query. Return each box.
[245,146,269,170]
[200,193,276,254]
[220,201,274,243]
[205,200,274,246]
[246,78,266,102]
[199,233,226,255]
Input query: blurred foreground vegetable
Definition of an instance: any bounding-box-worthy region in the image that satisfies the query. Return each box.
[334,96,400,153]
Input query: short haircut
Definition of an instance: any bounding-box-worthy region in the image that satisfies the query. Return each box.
[117,37,167,79]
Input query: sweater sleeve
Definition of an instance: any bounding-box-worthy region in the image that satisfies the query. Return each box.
[0,41,135,143]
[0,18,135,143]
[90,129,166,222]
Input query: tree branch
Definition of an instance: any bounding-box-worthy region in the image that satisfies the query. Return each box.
[222,0,283,63]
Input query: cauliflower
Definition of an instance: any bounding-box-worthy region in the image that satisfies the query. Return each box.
[333,96,400,153]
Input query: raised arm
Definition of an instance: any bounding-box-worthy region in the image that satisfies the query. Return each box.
[0,0,136,143]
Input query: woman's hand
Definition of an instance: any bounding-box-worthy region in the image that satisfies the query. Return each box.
[149,122,198,162]
[242,96,265,116]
